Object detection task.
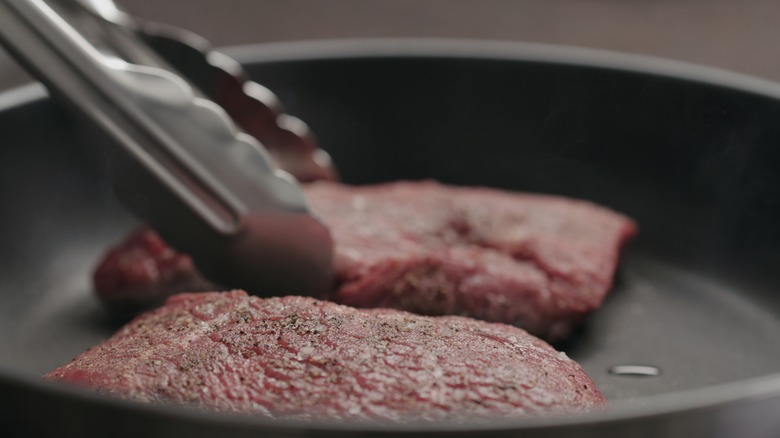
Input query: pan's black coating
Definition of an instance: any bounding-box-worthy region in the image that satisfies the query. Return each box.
[4,40,780,437]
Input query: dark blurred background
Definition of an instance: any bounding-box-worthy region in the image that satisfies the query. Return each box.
[2,0,780,90]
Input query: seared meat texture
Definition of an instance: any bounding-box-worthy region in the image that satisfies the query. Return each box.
[95,181,636,339]
[46,291,605,422]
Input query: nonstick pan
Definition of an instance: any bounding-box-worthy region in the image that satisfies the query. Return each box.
[3,39,780,437]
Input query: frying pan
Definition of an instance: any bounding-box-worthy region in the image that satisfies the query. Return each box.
[3,39,780,437]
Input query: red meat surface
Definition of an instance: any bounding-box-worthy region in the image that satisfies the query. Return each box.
[94,181,636,339]
[93,228,215,313]
[45,291,606,422]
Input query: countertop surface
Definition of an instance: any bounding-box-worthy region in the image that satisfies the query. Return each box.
[2,1,780,92]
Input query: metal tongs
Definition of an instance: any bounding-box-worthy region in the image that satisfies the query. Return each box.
[0,0,334,294]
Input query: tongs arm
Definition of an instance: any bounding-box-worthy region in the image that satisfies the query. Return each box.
[0,0,333,295]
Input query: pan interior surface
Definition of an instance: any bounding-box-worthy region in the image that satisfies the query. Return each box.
[4,42,780,432]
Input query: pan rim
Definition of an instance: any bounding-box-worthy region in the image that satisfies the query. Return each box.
[4,37,780,433]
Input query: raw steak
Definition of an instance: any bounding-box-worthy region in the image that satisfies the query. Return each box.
[45,291,606,422]
[95,181,636,339]
[93,228,216,314]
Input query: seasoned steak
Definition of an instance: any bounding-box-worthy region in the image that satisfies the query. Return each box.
[311,181,636,340]
[95,181,636,339]
[45,291,606,422]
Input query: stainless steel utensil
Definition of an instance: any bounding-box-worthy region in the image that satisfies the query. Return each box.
[0,0,334,295]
